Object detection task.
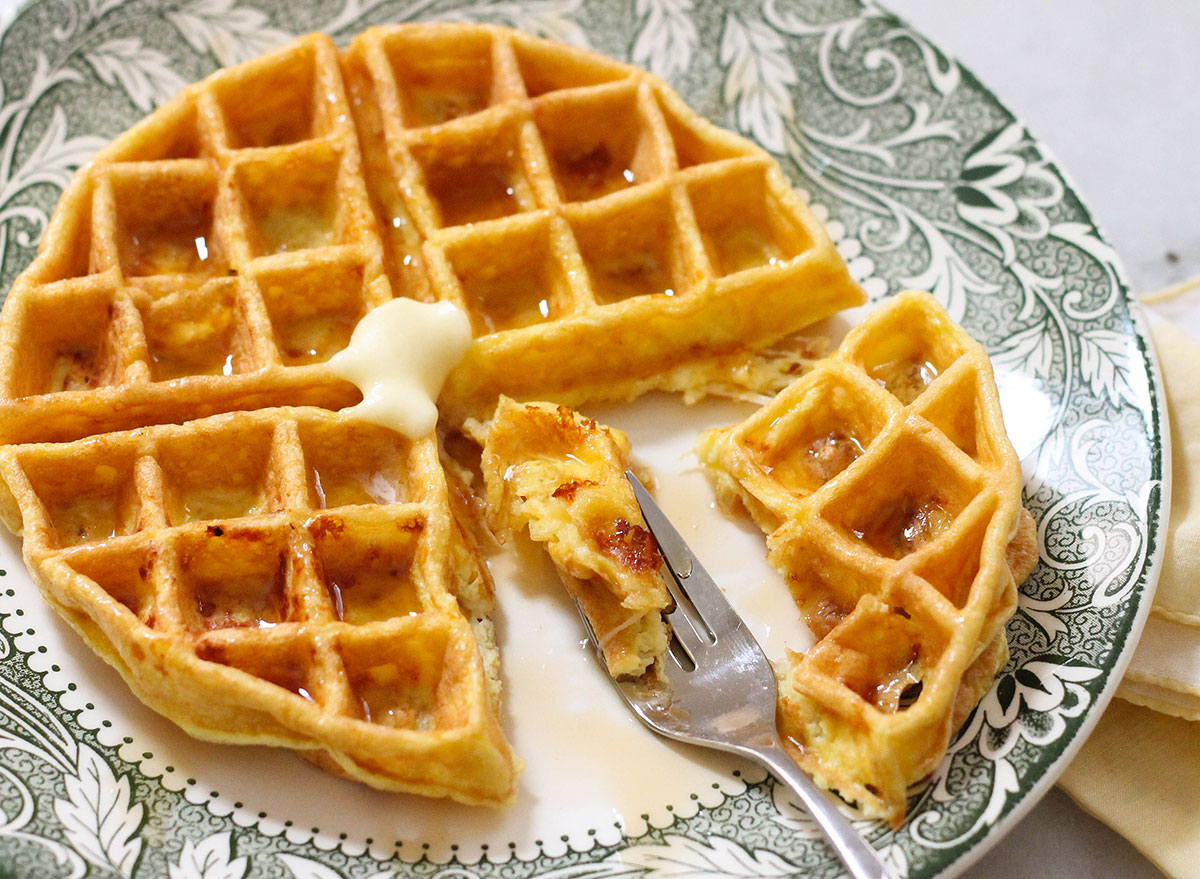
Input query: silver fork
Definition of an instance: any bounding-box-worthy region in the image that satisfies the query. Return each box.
[576,471,898,879]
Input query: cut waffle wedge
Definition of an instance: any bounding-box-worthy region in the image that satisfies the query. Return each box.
[696,290,1037,826]
[481,398,669,677]
[0,408,517,804]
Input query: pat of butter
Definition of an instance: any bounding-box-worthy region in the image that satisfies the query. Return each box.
[327,299,472,438]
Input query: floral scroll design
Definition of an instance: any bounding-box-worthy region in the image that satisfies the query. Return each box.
[0,628,144,877]
[0,0,291,286]
[0,0,1162,877]
[0,65,108,283]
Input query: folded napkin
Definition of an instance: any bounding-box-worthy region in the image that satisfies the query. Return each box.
[1058,275,1200,879]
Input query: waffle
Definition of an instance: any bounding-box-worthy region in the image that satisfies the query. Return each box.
[696,291,1037,825]
[0,23,862,445]
[0,23,865,804]
[481,398,668,677]
[0,407,517,803]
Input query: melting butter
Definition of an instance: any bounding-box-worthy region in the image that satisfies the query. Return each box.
[327,299,472,438]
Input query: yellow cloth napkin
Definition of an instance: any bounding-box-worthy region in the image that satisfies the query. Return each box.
[1059,700,1200,878]
[1058,275,1200,878]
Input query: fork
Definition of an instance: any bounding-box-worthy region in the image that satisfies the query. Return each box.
[575,471,898,879]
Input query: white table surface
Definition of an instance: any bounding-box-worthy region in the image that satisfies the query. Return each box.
[885,4,1196,877]
[0,1,1190,877]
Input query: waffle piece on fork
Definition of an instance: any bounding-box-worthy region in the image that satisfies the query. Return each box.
[481,398,669,677]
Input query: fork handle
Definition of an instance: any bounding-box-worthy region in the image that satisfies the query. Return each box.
[754,745,899,879]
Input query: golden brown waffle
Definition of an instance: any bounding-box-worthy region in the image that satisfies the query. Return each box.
[481,398,668,677]
[0,407,518,804]
[0,22,866,805]
[0,23,862,445]
[696,290,1036,826]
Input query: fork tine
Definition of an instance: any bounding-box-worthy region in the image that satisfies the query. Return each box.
[573,587,701,677]
[626,471,746,638]
[625,471,694,579]
[571,596,605,664]
[662,583,712,662]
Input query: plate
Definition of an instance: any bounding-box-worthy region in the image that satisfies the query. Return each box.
[0,1,1166,878]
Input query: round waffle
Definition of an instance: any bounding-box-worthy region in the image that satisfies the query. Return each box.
[0,23,863,805]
